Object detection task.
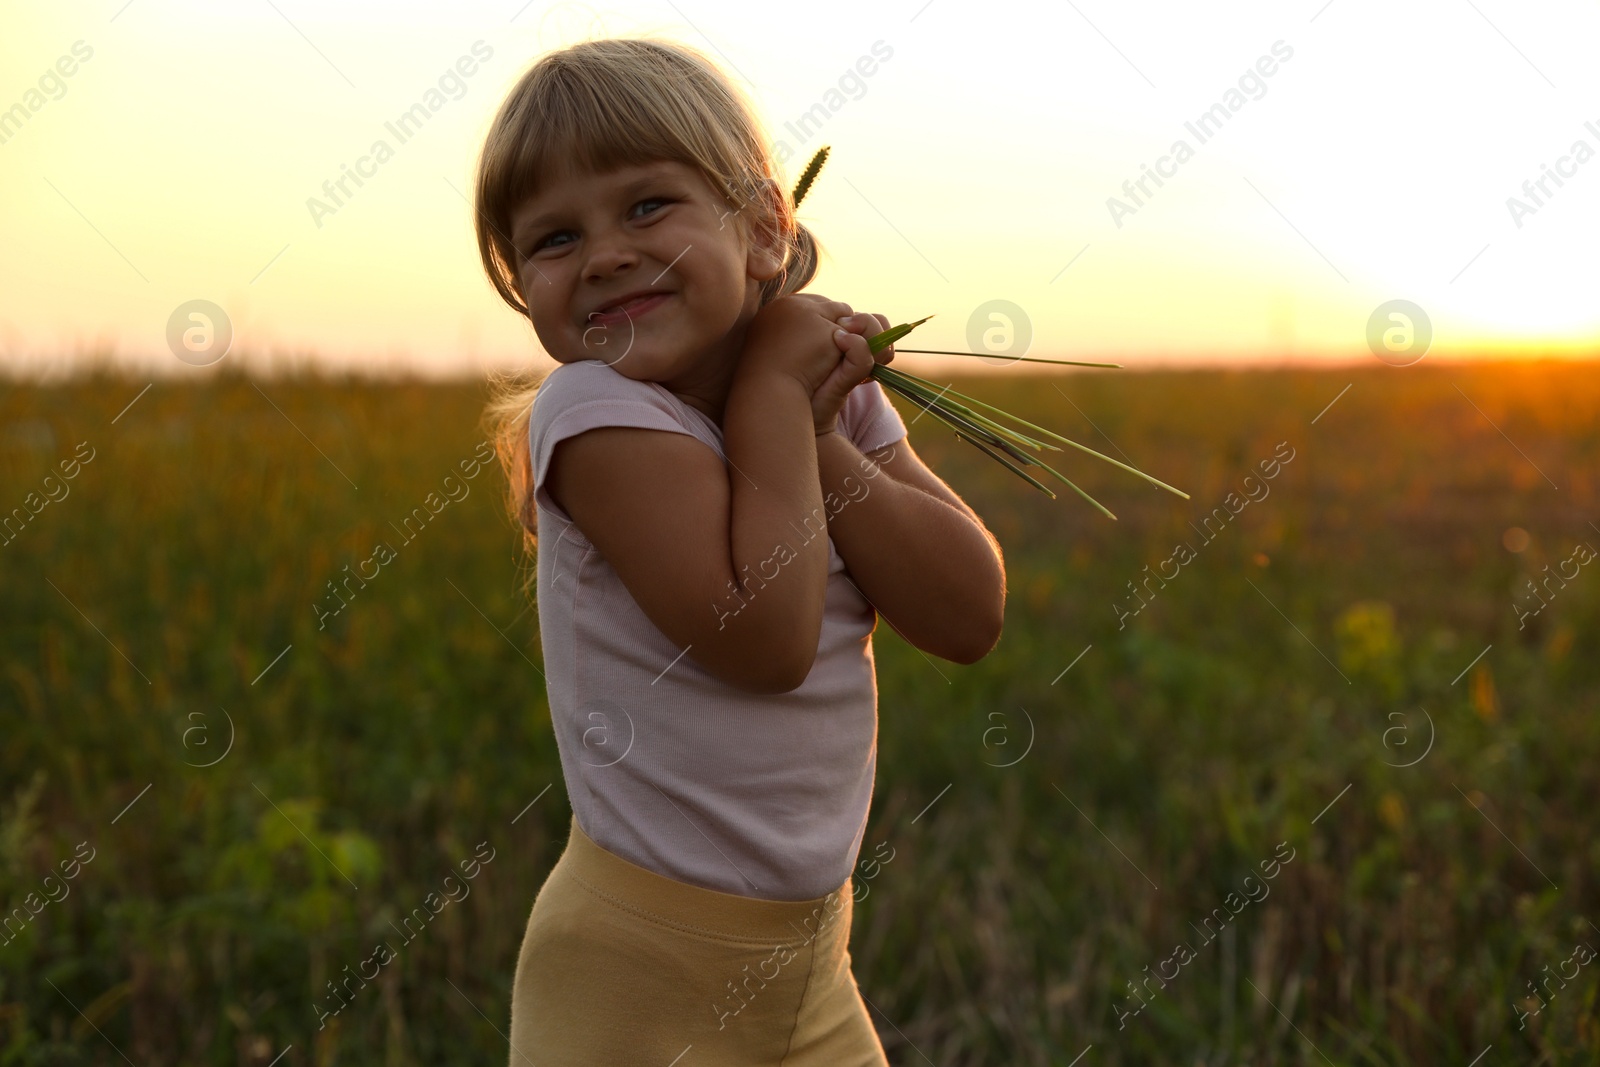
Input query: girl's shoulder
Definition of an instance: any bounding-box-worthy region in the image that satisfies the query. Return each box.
[529,359,704,437]
[531,358,662,414]
[527,361,720,522]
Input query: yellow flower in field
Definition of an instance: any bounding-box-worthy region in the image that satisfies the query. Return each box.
[1334,600,1402,696]
[1471,663,1500,723]
[1545,623,1574,664]
[1378,791,1406,831]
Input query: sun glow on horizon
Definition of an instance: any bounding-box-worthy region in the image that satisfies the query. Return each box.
[1,0,1597,379]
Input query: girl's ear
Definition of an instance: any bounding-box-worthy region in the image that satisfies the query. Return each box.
[742,178,787,284]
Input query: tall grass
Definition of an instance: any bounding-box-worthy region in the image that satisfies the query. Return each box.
[2,361,1598,1065]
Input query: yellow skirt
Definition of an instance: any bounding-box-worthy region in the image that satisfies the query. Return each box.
[508,815,889,1066]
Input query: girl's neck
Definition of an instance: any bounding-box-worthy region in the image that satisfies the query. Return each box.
[662,350,739,428]
[656,294,761,430]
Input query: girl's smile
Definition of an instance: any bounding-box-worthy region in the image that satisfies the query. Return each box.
[585,289,674,328]
[509,157,785,422]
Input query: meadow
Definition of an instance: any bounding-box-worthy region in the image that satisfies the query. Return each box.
[2,359,1597,1066]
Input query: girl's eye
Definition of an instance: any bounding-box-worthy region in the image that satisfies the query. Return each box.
[529,198,672,254]
[531,230,570,254]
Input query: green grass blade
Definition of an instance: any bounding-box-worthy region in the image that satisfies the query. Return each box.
[874,375,1015,451]
[953,432,1058,498]
[1023,456,1119,520]
[997,410,1191,499]
[880,367,1189,500]
[874,366,1059,452]
[867,316,935,354]
[876,373,1117,517]
[892,349,1122,369]
[874,371,1054,457]
[979,430,1118,519]
[866,319,1150,516]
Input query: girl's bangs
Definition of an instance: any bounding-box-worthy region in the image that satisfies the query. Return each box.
[486,68,739,242]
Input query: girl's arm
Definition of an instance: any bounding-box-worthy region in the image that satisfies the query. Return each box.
[544,295,858,694]
[815,429,1005,663]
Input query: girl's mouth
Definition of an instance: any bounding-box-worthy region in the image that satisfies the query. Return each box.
[587,292,672,327]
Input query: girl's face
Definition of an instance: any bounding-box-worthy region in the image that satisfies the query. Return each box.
[509,157,785,385]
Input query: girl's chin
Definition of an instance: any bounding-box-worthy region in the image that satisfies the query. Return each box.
[564,347,667,377]
[563,346,644,367]
[558,340,710,382]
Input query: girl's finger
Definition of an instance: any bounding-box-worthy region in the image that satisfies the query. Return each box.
[815,357,856,408]
[827,331,870,387]
[844,332,874,381]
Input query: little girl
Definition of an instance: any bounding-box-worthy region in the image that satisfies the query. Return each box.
[474,36,1005,1066]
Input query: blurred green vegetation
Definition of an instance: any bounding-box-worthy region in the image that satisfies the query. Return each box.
[2,360,1598,1065]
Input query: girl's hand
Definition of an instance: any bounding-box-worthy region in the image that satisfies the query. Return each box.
[811,312,895,437]
[739,293,860,399]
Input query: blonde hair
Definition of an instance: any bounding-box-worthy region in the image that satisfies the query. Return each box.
[475,36,822,585]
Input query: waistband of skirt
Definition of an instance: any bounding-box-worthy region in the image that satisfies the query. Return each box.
[559,814,852,945]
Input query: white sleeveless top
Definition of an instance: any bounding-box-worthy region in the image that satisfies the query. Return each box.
[527,359,908,900]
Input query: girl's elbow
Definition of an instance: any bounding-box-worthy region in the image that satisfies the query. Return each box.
[948,614,1003,664]
[705,633,817,694]
[729,654,814,694]
[952,582,1005,664]
[923,595,1003,664]
[767,640,820,692]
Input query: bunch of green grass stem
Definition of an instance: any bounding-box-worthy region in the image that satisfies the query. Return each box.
[790,146,1189,519]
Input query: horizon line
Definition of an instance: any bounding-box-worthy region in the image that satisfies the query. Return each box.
[4,345,1597,386]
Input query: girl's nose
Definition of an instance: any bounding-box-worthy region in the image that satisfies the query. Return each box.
[582,227,641,282]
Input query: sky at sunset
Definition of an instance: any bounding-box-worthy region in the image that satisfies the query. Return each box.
[2,0,1597,379]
